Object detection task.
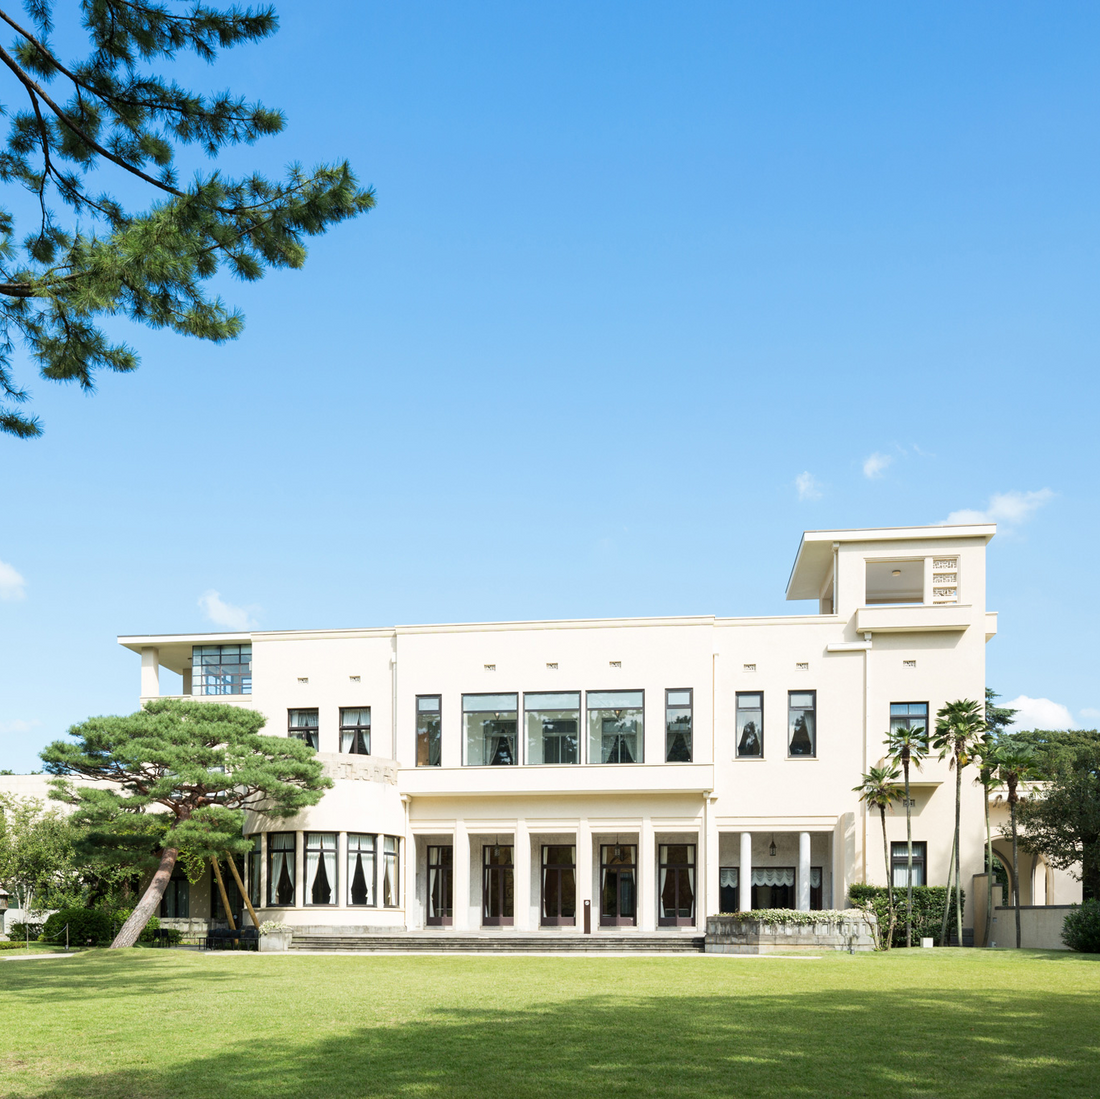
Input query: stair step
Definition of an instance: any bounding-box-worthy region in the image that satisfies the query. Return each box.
[289,934,705,954]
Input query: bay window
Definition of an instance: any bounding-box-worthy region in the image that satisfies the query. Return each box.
[347,833,376,906]
[305,832,337,905]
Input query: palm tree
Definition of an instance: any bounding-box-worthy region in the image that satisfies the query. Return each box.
[932,699,988,947]
[885,721,929,948]
[994,743,1038,948]
[854,764,904,949]
[973,733,1001,947]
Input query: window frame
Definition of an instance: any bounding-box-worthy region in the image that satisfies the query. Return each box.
[586,689,645,765]
[889,701,929,735]
[267,831,296,907]
[657,842,697,927]
[304,831,338,906]
[664,688,693,763]
[524,691,582,766]
[427,844,453,925]
[346,832,377,907]
[735,691,764,759]
[191,643,252,696]
[462,693,519,766]
[787,690,817,758]
[416,695,442,767]
[339,707,371,755]
[891,841,927,888]
[288,708,319,751]
[382,835,400,907]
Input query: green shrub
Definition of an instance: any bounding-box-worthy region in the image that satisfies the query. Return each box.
[848,884,963,946]
[1061,900,1100,953]
[0,939,49,950]
[111,908,162,943]
[7,921,43,941]
[41,908,114,945]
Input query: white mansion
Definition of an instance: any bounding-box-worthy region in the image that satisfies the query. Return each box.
[118,523,1011,938]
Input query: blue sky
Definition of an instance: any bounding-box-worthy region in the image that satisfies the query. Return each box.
[2,1,1098,771]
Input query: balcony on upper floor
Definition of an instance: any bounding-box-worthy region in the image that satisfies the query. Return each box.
[119,634,253,703]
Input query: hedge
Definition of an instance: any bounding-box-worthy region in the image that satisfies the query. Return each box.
[42,908,114,945]
[1062,900,1100,953]
[714,909,870,926]
[848,884,963,947]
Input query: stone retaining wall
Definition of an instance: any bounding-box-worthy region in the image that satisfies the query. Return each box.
[705,913,878,954]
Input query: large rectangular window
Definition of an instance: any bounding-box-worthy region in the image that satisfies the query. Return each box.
[347,833,376,906]
[288,709,319,750]
[736,692,763,758]
[382,836,400,906]
[427,845,453,925]
[416,696,442,766]
[305,833,337,905]
[541,845,577,926]
[788,691,816,757]
[339,708,371,754]
[891,841,927,887]
[267,832,296,907]
[719,867,739,912]
[463,694,518,766]
[658,844,696,926]
[192,643,251,695]
[600,844,637,926]
[890,702,928,736]
[482,844,514,926]
[525,692,580,765]
[665,689,693,762]
[587,691,644,764]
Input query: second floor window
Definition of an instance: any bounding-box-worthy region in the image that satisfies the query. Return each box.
[736,692,763,757]
[463,694,518,766]
[192,643,251,695]
[788,691,816,757]
[665,689,692,762]
[891,841,927,886]
[588,691,643,764]
[340,708,371,754]
[289,709,319,750]
[416,696,442,766]
[890,702,928,737]
[525,692,580,765]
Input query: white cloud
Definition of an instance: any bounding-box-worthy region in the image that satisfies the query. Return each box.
[198,590,257,630]
[0,559,26,600]
[1005,695,1077,731]
[795,472,822,501]
[862,452,893,479]
[0,718,41,734]
[942,489,1053,527]
[1080,708,1100,721]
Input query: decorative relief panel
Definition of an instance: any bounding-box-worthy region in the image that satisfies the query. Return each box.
[322,756,398,785]
[931,557,958,604]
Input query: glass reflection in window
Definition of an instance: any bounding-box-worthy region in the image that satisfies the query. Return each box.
[587,691,643,764]
[525,692,580,764]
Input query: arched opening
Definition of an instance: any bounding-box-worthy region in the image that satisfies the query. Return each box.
[986,849,1012,905]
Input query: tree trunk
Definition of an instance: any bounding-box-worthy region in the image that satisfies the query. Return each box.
[954,756,963,947]
[904,756,913,949]
[984,792,994,947]
[939,831,956,946]
[1010,794,1021,949]
[110,846,179,949]
[881,807,894,950]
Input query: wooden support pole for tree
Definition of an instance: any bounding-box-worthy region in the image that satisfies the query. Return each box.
[211,856,236,931]
[225,853,260,929]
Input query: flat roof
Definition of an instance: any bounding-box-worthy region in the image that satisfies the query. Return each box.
[785,523,996,601]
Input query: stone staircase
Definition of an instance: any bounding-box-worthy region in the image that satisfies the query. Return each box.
[290,932,706,954]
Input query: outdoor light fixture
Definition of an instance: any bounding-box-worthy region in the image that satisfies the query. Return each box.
[891,569,902,576]
[769,836,777,857]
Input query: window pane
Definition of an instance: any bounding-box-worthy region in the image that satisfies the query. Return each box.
[736,693,763,757]
[587,691,644,709]
[788,692,816,756]
[340,708,371,726]
[525,692,580,711]
[588,704,643,764]
[666,689,692,762]
[465,711,517,765]
[667,690,691,707]
[417,699,442,767]
[347,833,376,906]
[463,694,518,712]
[192,643,252,695]
[267,833,296,906]
[418,696,441,713]
[526,703,580,765]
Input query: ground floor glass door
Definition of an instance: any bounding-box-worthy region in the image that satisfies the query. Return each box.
[600,844,637,926]
[427,845,453,926]
[541,845,576,926]
[658,844,696,926]
[482,844,514,926]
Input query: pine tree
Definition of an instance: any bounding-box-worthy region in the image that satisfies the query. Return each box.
[41,698,330,948]
[0,1,374,438]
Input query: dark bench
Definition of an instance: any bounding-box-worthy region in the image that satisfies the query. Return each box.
[204,927,259,951]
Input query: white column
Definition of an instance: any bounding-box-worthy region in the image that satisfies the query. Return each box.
[453,823,471,930]
[740,831,753,912]
[798,831,811,912]
[140,647,160,698]
[640,817,656,931]
[182,665,193,696]
[513,821,530,930]
[576,818,592,931]
[705,798,719,922]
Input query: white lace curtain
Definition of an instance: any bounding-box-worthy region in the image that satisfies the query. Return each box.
[751,867,795,887]
[720,868,739,888]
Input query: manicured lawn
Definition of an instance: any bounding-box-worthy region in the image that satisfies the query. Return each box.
[1,948,1097,1098]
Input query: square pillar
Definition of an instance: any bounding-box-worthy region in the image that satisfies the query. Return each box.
[705,797,719,921]
[798,831,811,911]
[140,647,160,698]
[182,665,193,696]
[453,823,471,930]
[513,821,531,930]
[639,817,656,931]
[740,832,753,912]
[576,818,593,930]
